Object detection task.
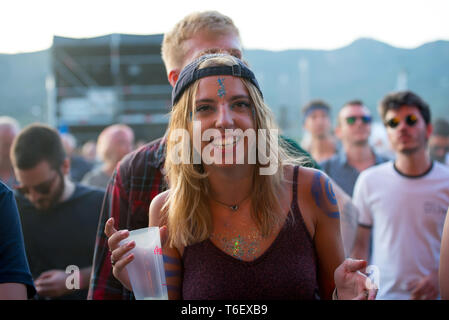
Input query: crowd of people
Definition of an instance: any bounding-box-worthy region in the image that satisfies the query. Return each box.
[1,10,449,301]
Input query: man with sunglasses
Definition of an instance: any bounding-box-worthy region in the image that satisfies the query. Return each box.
[10,124,105,299]
[351,91,449,299]
[320,100,388,196]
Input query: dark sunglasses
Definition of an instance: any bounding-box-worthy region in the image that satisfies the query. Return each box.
[14,172,59,196]
[385,114,418,129]
[345,115,372,125]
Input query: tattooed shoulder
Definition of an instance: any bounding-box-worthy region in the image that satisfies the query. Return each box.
[310,171,340,219]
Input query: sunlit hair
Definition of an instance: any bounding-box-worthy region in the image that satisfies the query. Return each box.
[164,54,306,248]
[161,11,241,76]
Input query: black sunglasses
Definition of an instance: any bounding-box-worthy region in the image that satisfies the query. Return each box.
[14,172,59,196]
[345,115,372,125]
[385,114,418,129]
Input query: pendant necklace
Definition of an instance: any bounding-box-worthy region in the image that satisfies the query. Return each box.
[211,193,252,212]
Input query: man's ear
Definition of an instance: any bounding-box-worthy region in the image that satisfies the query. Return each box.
[61,157,71,176]
[168,70,180,87]
[426,123,433,140]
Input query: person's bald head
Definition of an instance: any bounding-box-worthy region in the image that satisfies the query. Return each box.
[97,124,134,165]
[0,117,21,166]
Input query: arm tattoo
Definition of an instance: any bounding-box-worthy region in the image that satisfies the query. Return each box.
[163,254,181,266]
[165,269,182,278]
[325,178,337,206]
[311,172,340,219]
[166,284,180,292]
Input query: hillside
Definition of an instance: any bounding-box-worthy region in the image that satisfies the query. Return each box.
[1,38,448,138]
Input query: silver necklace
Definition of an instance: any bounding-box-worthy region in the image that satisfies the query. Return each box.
[211,194,251,212]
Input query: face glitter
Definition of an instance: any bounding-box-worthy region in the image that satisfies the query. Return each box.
[217,78,226,98]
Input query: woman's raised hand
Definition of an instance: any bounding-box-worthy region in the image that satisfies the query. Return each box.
[104,217,135,290]
[104,218,169,292]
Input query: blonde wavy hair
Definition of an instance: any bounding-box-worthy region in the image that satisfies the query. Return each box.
[164,54,305,248]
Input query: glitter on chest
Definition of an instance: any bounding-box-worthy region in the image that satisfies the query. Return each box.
[211,230,261,260]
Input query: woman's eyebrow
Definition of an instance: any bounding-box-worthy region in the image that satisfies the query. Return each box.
[195,95,250,104]
[195,98,216,104]
[229,95,250,101]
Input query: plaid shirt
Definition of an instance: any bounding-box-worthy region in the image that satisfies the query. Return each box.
[87,137,167,300]
[87,135,318,299]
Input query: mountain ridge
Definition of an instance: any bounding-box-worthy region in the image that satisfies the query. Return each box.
[1,37,448,139]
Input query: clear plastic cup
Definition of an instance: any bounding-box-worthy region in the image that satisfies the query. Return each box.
[119,227,168,300]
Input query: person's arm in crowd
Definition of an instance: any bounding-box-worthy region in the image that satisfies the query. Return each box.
[350,226,371,262]
[440,207,449,300]
[332,181,360,257]
[283,135,361,258]
[0,183,36,299]
[349,173,372,262]
[409,270,439,300]
[308,170,345,299]
[0,283,27,300]
[35,266,92,298]
[300,168,376,300]
[80,266,92,290]
[148,191,182,300]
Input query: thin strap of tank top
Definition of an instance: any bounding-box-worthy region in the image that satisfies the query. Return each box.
[292,165,299,203]
[293,166,299,202]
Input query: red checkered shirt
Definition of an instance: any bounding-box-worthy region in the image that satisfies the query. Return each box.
[87,137,167,300]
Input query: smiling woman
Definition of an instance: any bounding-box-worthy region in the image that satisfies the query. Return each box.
[107,53,377,300]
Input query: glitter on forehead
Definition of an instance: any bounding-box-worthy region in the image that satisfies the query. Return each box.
[217,78,226,98]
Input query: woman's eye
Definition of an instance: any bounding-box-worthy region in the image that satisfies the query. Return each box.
[233,101,251,109]
[196,105,213,113]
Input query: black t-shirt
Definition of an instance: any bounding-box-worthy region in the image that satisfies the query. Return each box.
[0,181,36,298]
[16,184,104,300]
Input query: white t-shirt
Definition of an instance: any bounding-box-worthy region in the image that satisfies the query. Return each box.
[353,161,449,300]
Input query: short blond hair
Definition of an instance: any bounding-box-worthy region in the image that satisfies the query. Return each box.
[161,11,241,75]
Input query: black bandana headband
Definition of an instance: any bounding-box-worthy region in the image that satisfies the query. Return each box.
[171,54,263,106]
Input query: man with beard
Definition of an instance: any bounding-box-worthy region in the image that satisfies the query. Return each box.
[351,91,449,299]
[320,100,388,196]
[11,124,104,299]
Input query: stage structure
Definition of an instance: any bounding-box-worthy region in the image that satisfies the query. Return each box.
[47,33,171,144]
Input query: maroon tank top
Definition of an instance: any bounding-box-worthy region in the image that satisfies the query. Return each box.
[182,166,320,300]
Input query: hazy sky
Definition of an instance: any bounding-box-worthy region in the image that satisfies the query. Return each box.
[1,0,448,54]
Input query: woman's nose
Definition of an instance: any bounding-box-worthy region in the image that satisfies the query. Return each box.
[215,104,234,128]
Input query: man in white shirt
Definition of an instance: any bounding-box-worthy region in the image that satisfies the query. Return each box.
[351,91,449,300]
